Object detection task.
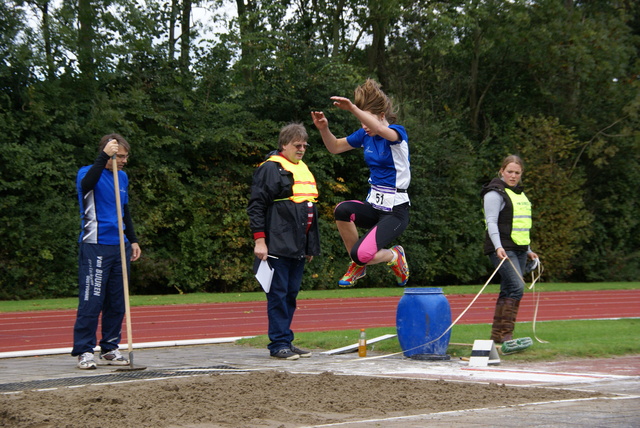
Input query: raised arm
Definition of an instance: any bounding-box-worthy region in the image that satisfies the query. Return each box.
[330,96,400,142]
[310,111,354,154]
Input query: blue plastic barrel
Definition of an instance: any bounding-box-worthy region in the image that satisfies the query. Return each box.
[396,287,452,358]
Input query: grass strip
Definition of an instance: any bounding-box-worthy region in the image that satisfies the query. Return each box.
[238,318,640,362]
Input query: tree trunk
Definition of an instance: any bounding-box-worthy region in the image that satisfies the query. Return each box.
[235,0,258,84]
[368,17,388,87]
[77,0,96,82]
[331,0,345,56]
[469,26,483,136]
[35,1,54,80]
[169,0,179,62]
[179,0,192,74]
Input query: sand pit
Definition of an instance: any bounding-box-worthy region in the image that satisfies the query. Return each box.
[0,370,602,427]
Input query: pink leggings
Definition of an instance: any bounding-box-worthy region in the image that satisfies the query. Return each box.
[334,201,410,265]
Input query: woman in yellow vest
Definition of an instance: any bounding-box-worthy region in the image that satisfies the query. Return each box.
[481,155,539,343]
[247,123,321,360]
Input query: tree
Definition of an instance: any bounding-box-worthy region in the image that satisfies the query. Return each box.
[511,116,593,280]
[1,0,639,298]
[179,0,193,74]
[77,0,96,84]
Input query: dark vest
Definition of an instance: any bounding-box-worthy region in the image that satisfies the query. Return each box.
[481,178,531,255]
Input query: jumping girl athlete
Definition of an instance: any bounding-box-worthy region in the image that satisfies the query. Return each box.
[311,79,410,287]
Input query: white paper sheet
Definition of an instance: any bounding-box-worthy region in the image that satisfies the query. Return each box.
[255,259,274,293]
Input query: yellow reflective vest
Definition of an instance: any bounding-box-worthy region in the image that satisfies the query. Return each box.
[504,188,532,246]
[264,155,318,203]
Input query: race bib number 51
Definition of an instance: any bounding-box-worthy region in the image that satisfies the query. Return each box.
[367,185,396,212]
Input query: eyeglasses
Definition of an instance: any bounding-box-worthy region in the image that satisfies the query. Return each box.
[116,154,130,160]
[292,143,309,150]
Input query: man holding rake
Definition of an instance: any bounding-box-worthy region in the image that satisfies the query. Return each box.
[72,134,141,369]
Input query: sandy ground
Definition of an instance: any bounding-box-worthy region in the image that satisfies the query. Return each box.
[0,370,602,427]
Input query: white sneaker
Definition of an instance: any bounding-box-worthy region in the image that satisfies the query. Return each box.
[77,352,97,370]
[99,349,130,365]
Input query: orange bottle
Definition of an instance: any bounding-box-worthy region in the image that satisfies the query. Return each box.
[358,329,367,357]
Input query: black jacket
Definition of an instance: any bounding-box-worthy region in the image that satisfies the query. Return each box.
[247,152,321,259]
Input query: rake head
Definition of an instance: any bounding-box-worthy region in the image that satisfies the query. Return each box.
[114,352,147,371]
[501,337,533,354]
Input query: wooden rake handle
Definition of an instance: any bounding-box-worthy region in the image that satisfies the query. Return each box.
[112,155,134,356]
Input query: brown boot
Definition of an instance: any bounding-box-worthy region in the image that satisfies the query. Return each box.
[490,298,506,343]
[502,298,521,342]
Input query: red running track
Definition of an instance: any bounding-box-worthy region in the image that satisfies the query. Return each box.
[1,290,638,354]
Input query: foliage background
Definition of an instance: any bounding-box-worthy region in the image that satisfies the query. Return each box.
[1,0,639,299]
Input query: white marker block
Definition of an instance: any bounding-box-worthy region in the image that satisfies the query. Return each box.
[468,339,500,367]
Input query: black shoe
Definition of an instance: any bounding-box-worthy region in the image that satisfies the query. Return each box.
[271,348,300,360]
[290,345,312,358]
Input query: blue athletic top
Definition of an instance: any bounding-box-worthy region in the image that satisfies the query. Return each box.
[77,158,130,245]
[346,124,411,206]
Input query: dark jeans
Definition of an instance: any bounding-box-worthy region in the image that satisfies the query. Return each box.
[489,250,527,301]
[266,256,305,354]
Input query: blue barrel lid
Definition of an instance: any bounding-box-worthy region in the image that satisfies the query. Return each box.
[402,287,443,295]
